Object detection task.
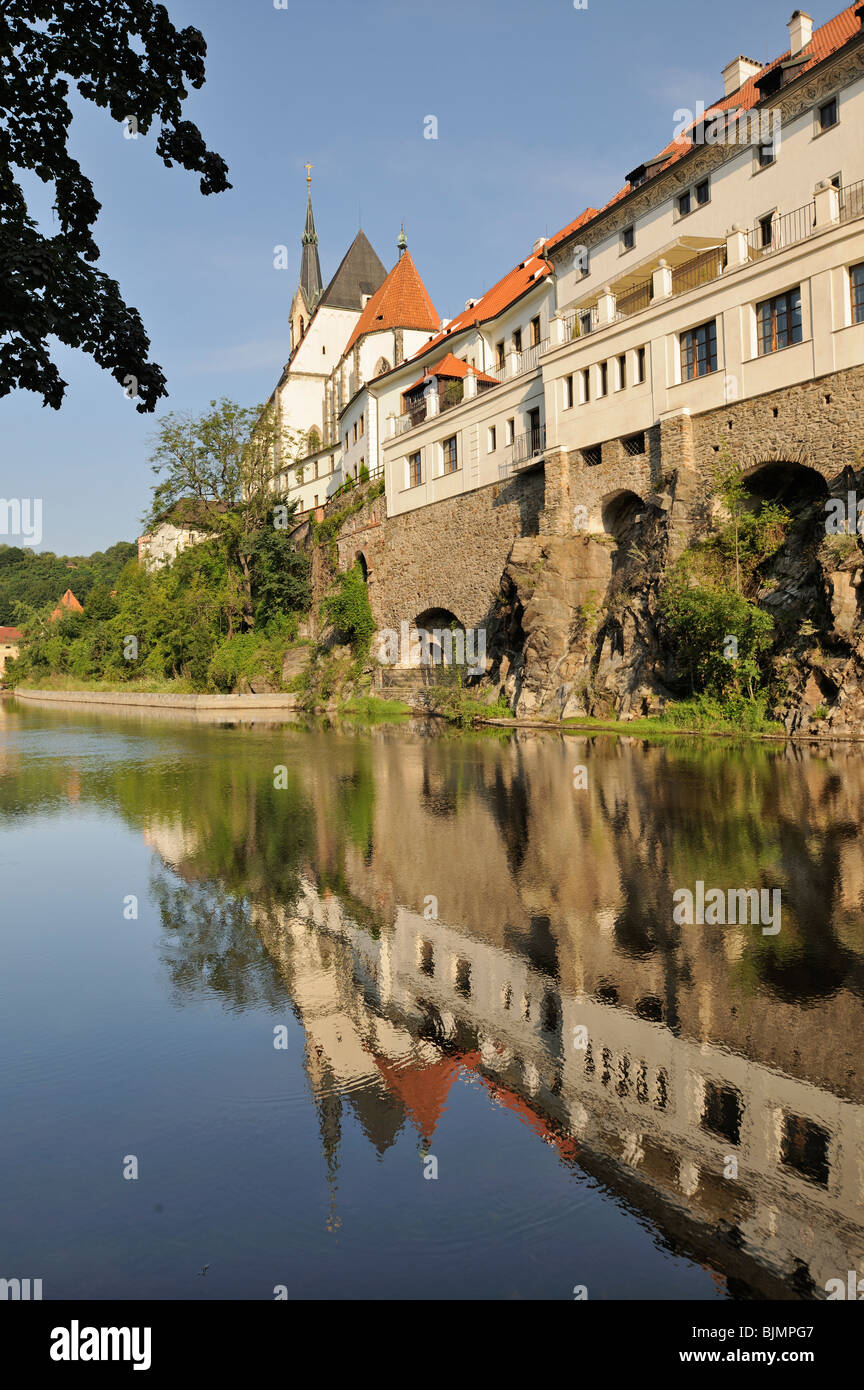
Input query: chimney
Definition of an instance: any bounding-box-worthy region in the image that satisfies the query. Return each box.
[722,54,762,95]
[788,10,813,56]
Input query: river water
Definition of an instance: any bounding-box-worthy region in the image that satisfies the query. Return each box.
[2,697,863,1301]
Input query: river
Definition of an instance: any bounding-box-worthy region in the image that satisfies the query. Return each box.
[2,696,863,1300]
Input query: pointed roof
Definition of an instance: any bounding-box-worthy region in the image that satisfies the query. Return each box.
[403,351,499,394]
[50,589,83,622]
[319,230,387,311]
[300,190,323,308]
[343,249,439,356]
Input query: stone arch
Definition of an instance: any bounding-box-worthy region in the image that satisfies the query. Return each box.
[741,460,829,514]
[355,551,369,581]
[601,489,646,543]
[413,606,465,667]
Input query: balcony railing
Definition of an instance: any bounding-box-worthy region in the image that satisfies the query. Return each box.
[508,424,546,469]
[616,276,653,318]
[747,201,816,258]
[841,178,864,225]
[515,338,550,374]
[670,245,727,295]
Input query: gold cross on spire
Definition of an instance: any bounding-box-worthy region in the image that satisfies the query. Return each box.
[305,162,313,187]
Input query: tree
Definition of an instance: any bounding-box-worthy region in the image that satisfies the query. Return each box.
[0,0,230,412]
[146,398,306,631]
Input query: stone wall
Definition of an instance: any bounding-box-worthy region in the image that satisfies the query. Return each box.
[333,472,544,630]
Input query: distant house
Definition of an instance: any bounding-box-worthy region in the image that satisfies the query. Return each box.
[138,499,224,572]
[0,625,22,678]
[49,590,84,622]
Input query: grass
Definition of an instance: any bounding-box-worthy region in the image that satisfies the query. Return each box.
[11,674,199,694]
[337,696,412,723]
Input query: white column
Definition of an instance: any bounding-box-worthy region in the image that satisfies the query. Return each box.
[725,225,750,269]
[814,179,840,229]
[652,259,673,300]
[597,286,617,324]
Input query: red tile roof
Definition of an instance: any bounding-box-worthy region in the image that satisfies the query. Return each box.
[50,589,84,622]
[403,350,499,394]
[0,626,22,642]
[343,250,439,357]
[546,4,864,252]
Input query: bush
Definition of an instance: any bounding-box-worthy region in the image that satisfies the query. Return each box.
[320,564,375,655]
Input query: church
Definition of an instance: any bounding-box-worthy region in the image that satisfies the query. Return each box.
[271,168,440,513]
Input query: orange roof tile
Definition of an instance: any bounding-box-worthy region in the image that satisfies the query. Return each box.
[375,1050,481,1143]
[0,626,22,642]
[403,350,499,394]
[343,250,439,358]
[49,589,84,622]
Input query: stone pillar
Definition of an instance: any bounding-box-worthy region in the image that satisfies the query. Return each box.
[552,315,570,346]
[814,179,840,228]
[463,368,478,399]
[726,224,749,269]
[539,446,572,536]
[659,408,697,561]
[424,382,439,417]
[597,285,617,325]
[652,259,673,300]
[508,348,521,377]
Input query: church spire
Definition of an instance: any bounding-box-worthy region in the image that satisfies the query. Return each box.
[299,164,322,308]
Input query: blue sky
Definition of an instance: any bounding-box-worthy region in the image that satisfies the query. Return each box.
[1,0,840,553]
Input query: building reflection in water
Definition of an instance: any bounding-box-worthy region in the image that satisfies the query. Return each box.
[58,710,864,1300]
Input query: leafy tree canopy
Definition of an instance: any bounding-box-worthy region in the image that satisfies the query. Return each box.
[0,0,230,412]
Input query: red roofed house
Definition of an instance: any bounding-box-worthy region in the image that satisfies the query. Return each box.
[0,625,22,679]
[374,3,864,532]
[50,590,84,622]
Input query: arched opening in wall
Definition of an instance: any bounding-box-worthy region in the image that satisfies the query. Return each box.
[737,461,836,670]
[413,607,466,670]
[601,489,649,582]
[741,461,828,515]
[355,552,369,581]
[602,490,646,548]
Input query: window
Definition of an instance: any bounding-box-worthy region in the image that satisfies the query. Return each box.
[442,435,458,474]
[505,417,515,445]
[617,354,627,390]
[852,264,864,324]
[313,494,319,509]
[758,212,775,249]
[598,361,608,397]
[329,454,335,472]
[680,319,718,380]
[313,460,319,478]
[676,189,691,218]
[359,413,365,436]
[512,327,523,354]
[353,422,358,443]
[408,451,422,487]
[530,315,541,347]
[419,941,434,977]
[344,433,349,452]
[757,288,803,354]
[622,431,645,457]
[758,138,775,168]
[695,179,710,206]
[702,1083,742,1146]
[487,425,497,452]
[621,224,635,251]
[583,445,601,467]
[563,374,574,408]
[580,367,590,403]
[455,959,471,998]
[780,1113,830,1186]
[635,346,646,384]
[819,97,838,131]
[495,339,505,368]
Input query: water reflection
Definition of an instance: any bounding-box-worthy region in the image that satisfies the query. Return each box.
[4,697,864,1298]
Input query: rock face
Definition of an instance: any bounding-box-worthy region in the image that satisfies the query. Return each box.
[483,505,673,720]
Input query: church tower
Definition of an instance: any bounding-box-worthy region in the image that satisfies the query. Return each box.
[290,164,323,353]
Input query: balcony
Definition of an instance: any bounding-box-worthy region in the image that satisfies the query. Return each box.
[505,423,546,473]
[747,200,816,259]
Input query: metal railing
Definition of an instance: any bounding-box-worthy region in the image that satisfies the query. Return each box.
[840,178,864,225]
[515,338,550,374]
[560,306,599,340]
[670,245,727,295]
[616,277,653,318]
[508,424,546,468]
[438,385,464,414]
[747,201,816,258]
